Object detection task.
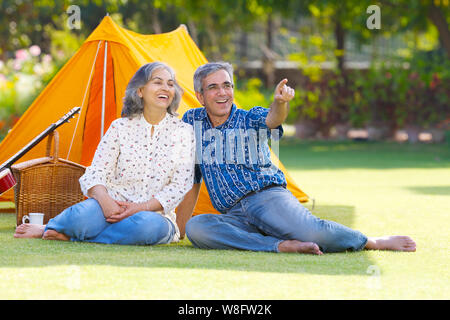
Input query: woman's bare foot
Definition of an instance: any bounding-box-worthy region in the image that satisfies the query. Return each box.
[278,240,323,255]
[365,236,416,252]
[14,224,46,239]
[42,230,70,241]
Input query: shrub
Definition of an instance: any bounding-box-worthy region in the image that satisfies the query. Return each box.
[234,77,272,110]
[0,46,65,141]
[287,51,450,139]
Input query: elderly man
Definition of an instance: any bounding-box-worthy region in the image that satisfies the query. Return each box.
[177,61,416,254]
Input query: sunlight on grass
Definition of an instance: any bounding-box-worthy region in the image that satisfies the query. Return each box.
[0,202,14,209]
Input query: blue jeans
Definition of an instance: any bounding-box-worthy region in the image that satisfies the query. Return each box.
[186,186,368,253]
[45,198,175,245]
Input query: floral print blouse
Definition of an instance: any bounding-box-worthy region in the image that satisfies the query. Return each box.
[79,113,195,242]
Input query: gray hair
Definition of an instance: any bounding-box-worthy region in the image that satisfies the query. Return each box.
[121,62,183,118]
[193,62,234,93]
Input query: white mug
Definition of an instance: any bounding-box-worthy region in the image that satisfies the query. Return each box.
[22,213,45,225]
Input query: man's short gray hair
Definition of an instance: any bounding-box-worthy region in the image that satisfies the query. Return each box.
[121,62,183,118]
[193,62,234,93]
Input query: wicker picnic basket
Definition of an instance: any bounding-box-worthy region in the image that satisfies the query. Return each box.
[11,130,86,226]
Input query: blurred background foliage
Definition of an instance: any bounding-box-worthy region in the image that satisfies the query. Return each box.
[0,0,449,142]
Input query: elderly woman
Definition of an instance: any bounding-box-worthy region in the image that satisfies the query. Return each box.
[14,62,195,245]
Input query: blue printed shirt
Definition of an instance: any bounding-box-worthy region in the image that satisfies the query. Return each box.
[182,104,287,213]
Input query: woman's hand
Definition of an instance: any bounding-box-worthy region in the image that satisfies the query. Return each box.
[88,185,124,219]
[106,201,144,223]
[100,198,125,220]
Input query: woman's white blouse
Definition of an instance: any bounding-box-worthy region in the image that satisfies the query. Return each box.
[79,113,195,242]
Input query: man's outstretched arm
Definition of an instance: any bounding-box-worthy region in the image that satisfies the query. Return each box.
[176,183,201,239]
[266,78,295,129]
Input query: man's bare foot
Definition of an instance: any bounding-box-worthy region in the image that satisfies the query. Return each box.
[365,236,416,252]
[278,240,323,255]
[42,230,70,241]
[14,224,45,239]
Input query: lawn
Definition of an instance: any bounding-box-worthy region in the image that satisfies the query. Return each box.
[0,140,449,300]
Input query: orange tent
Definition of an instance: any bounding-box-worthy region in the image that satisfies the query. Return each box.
[0,16,309,215]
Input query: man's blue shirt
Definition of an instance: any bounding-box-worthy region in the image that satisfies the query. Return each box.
[182,104,287,213]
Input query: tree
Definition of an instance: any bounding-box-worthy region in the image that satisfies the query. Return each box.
[377,0,450,58]
[0,0,70,59]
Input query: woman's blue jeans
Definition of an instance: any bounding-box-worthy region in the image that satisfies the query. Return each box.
[186,186,368,253]
[45,198,175,245]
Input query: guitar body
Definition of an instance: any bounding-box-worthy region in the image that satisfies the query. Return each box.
[0,169,16,194]
[0,107,80,196]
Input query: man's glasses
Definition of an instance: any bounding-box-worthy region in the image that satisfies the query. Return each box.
[202,82,234,93]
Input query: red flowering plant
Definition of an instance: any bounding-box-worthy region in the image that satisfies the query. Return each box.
[287,69,355,139]
[0,46,60,141]
[395,54,450,132]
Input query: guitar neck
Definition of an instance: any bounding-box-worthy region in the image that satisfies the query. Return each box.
[0,106,80,173]
[0,124,57,171]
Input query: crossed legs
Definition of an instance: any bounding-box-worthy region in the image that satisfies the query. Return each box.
[14,198,174,245]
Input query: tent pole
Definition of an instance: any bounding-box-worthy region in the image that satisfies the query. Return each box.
[101,41,108,138]
[66,40,103,160]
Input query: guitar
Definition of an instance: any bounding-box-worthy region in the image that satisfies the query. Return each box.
[0,107,81,195]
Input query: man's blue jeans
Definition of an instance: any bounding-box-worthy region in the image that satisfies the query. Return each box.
[45,198,175,245]
[186,186,368,253]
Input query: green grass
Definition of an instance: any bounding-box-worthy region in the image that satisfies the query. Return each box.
[0,202,14,210]
[0,140,449,299]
